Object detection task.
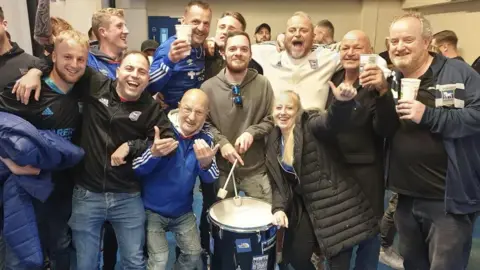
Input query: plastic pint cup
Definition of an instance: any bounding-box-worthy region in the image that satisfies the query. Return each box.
[359,54,378,73]
[175,24,192,57]
[400,78,421,100]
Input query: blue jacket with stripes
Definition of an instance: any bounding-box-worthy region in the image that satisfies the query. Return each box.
[133,109,218,218]
[147,35,205,110]
[390,53,480,215]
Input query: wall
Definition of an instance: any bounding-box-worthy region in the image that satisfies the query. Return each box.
[361,0,404,53]
[116,0,148,50]
[50,0,103,35]
[0,0,33,54]
[146,0,363,43]
[414,1,480,63]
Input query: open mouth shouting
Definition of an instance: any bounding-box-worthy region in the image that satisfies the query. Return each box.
[126,80,139,89]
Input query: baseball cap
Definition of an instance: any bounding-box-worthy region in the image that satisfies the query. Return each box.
[255,23,271,34]
[141,39,159,52]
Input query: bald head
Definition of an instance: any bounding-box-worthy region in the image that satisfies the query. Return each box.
[340,30,373,71]
[342,30,372,51]
[178,89,209,136]
[180,88,209,109]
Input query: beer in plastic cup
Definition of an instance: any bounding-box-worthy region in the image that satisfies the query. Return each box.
[401,78,421,100]
[359,54,378,73]
[175,24,192,57]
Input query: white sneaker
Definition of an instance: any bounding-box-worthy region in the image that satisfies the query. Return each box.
[379,246,405,270]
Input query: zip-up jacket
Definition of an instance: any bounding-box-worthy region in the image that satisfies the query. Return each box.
[72,67,174,193]
[265,104,378,258]
[384,53,480,214]
[133,109,219,218]
[0,112,84,268]
[147,35,205,109]
[0,42,46,91]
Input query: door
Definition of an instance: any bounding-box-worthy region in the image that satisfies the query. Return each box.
[148,16,181,44]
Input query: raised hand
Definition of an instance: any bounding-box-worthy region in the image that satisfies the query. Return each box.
[193,139,220,169]
[359,64,389,95]
[151,126,178,157]
[168,39,191,63]
[328,81,357,102]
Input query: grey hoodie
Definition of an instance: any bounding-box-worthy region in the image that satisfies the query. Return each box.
[201,68,274,178]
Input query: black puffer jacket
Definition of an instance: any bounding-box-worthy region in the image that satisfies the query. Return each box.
[266,104,379,258]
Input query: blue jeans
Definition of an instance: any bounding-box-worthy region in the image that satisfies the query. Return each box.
[395,195,476,270]
[68,185,146,270]
[146,210,201,270]
[352,235,381,270]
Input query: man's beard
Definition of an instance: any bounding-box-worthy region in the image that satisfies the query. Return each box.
[55,64,79,84]
[226,60,248,73]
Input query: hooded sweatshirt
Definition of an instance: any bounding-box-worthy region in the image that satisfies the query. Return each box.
[201,68,274,178]
[87,45,120,79]
[0,43,41,91]
[133,109,219,218]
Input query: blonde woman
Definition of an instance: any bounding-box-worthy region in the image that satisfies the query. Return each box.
[266,89,379,270]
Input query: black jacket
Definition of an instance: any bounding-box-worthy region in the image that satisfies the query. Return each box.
[204,44,263,80]
[325,69,398,217]
[72,67,174,193]
[265,101,378,258]
[0,43,44,91]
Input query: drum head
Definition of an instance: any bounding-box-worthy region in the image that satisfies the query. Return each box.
[209,197,273,232]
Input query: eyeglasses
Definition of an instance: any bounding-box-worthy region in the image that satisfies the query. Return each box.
[232,85,243,107]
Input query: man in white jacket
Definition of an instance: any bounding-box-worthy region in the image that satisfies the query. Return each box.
[252,11,389,111]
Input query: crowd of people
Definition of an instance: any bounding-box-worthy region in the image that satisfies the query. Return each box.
[0,0,479,270]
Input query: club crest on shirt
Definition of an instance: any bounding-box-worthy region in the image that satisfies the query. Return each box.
[309,59,318,69]
[129,111,142,122]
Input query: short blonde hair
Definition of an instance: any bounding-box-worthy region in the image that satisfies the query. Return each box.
[51,17,73,37]
[91,8,125,40]
[54,30,89,50]
[391,12,433,40]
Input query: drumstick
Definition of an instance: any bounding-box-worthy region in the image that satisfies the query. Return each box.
[217,159,238,199]
[232,171,238,198]
[222,159,238,190]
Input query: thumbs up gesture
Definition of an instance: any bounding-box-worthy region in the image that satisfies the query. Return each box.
[193,139,220,169]
[329,81,357,102]
[151,126,179,157]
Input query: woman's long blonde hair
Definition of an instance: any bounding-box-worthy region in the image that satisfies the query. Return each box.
[274,90,302,166]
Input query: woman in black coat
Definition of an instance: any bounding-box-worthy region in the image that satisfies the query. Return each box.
[267,89,379,270]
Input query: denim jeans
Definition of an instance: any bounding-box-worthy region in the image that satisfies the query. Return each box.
[68,185,146,270]
[146,210,201,270]
[352,235,381,270]
[395,195,476,270]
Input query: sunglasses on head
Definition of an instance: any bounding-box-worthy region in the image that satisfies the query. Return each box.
[232,85,243,107]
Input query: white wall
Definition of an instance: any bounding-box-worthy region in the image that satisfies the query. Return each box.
[0,0,32,54]
[146,0,363,43]
[417,1,480,63]
[50,0,102,35]
[116,0,148,51]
